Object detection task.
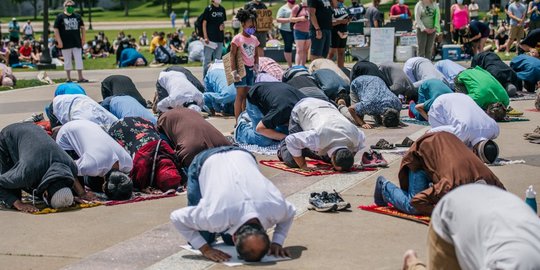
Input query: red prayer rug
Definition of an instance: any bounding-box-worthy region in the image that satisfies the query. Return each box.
[259,159,377,176]
[358,204,430,225]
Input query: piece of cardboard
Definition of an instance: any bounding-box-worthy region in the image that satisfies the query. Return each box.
[181,241,290,267]
[223,51,246,85]
[256,9,273,32]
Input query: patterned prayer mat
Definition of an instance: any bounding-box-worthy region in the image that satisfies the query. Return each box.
[500,117,530,122]
[526,108,540,112]
[238,143,279,156]
[358,204,430,225]
[259,159,377,176]
[400,117,430,126]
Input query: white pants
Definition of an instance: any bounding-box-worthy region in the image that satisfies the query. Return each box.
[61,47,83,71]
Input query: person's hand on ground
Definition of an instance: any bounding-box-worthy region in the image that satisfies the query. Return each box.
[13,200,39,213]
[141,187,163,195]
[300,164,316,171]
[76,191,97,203]
[361,123,373,129]
[200,244,231,262]
[268,243,290,257]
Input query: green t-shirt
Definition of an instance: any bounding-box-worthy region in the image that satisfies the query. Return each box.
[9,22,20,38]
[457,66,510,109]
[419,79,453,111]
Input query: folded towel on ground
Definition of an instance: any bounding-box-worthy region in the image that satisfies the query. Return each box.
[260,159,377,176]
[358,204,430,225]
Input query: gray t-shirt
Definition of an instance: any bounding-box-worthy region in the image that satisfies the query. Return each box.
[277,5,293,32]
[365,6,383,27]
[508,2,526,26]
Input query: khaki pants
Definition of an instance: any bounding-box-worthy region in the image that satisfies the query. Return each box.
[406,225,461,270]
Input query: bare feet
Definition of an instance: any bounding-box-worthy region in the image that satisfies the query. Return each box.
[13,200,39,213]
[402,249,418,270]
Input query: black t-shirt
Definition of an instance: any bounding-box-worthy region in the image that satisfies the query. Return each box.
[202,5,226,42]
[522,28,540,48]
[308,0,334,30]
[469,20,489,38]
[170,37,183,49]
[333,6,349,33]
[53,13,84,49]
[286,75,319,89]
[247,82,306,129]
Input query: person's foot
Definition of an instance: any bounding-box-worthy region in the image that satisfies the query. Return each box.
[402,250,418,270]
[77,78,89,83]
[374,176,387,206]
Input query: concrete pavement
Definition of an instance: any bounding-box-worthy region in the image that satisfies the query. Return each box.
[0,67,539,270]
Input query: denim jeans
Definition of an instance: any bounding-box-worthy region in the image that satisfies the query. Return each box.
[409,101,426,121]
[234,102,285,146]
[187,146,253,246]
[203,42,223,78]
[381,169,431,214]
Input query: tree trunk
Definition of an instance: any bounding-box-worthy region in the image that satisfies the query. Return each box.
[123,0,129,16]
[162,0,165,13]
[78,0,84,16]
[166,0,172,15]
[30,0,36,20]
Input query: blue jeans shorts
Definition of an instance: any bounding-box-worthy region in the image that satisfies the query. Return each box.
[234,65,255,87]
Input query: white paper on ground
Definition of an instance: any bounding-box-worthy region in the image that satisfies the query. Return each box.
[181,241,291,267]
[205,41,218,49]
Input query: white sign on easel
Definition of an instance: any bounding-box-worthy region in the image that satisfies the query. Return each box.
[369,27,395,64]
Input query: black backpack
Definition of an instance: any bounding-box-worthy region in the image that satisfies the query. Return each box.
[194,7,209,38]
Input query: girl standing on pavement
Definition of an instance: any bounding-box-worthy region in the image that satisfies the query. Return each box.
[230,8,260,122]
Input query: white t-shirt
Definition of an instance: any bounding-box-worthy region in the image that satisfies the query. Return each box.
[56,120,132,177]
[428,93,499,147]
[431,184,540,270]
[170,150,296,250]
[52,94,118,131]
[156,71,204,112]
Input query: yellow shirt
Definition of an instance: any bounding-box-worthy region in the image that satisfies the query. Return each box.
[149,36,167,53]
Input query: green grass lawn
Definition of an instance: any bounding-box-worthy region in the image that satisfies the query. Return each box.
[0,78,66,91]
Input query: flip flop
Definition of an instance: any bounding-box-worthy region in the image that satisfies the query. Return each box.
[77,79,89,83]
[395,137,414,147]
[530,139,540,144]
[370,139,395,150]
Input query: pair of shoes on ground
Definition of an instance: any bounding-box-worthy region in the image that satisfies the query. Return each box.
[309,190,351,212]
[524,126,540,143]
[361,150,388,167]
[370,137,414,150]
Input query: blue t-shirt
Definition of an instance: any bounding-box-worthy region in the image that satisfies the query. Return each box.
[508,2,526,26]
[107,96,157,125]
[418,79,453,111]
[119,48,147,68]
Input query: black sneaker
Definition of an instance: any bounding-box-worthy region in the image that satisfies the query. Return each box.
[309,192,337,212]
[327,189,351,211]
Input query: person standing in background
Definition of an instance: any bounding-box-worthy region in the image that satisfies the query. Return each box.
[468,0,480,20]
[390,0,412,20]
[170,11,177,29]
[23,20,34,41]
[54,0,88,83]
[450,0,469,44]
[291,0,311,66]
[8,18,20,44]
[490,4,500,26]
[308,0,333,59]
[504,0,526,56]
[327,0,349,68]
[276,0,295,68]
[245,0,269,57]
[415,0,440,59]
[366,0,383,27]
[528,0,540,31]
[184,10,190,27]
[202,0,226,77]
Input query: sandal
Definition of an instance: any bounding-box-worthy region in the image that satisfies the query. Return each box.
[395,137,414,147]
[370,139,395,150]
[77,79,89,83]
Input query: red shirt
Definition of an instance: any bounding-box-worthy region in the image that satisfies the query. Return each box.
[390,4,412,17]
[19,46,32,57]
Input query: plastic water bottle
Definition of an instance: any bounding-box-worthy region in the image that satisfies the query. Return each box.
[525,185,538,214]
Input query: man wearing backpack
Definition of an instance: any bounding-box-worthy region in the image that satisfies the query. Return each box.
[201,0,226,77]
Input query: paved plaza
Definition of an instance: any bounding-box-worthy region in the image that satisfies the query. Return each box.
[0,66,539,270]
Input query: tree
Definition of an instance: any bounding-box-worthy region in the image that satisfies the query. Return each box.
[123,0,129,16]
[11,0,38,20]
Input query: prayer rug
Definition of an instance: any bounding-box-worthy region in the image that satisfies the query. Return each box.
[358,204,430,225]
[510,92,537,101]
[259,159,377,176]
[400,117,430,126]
[489,158,526,166]
[32,202,103,215]
[499,117,530,122]
[238,143,279,156]
[97,189,179,206]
